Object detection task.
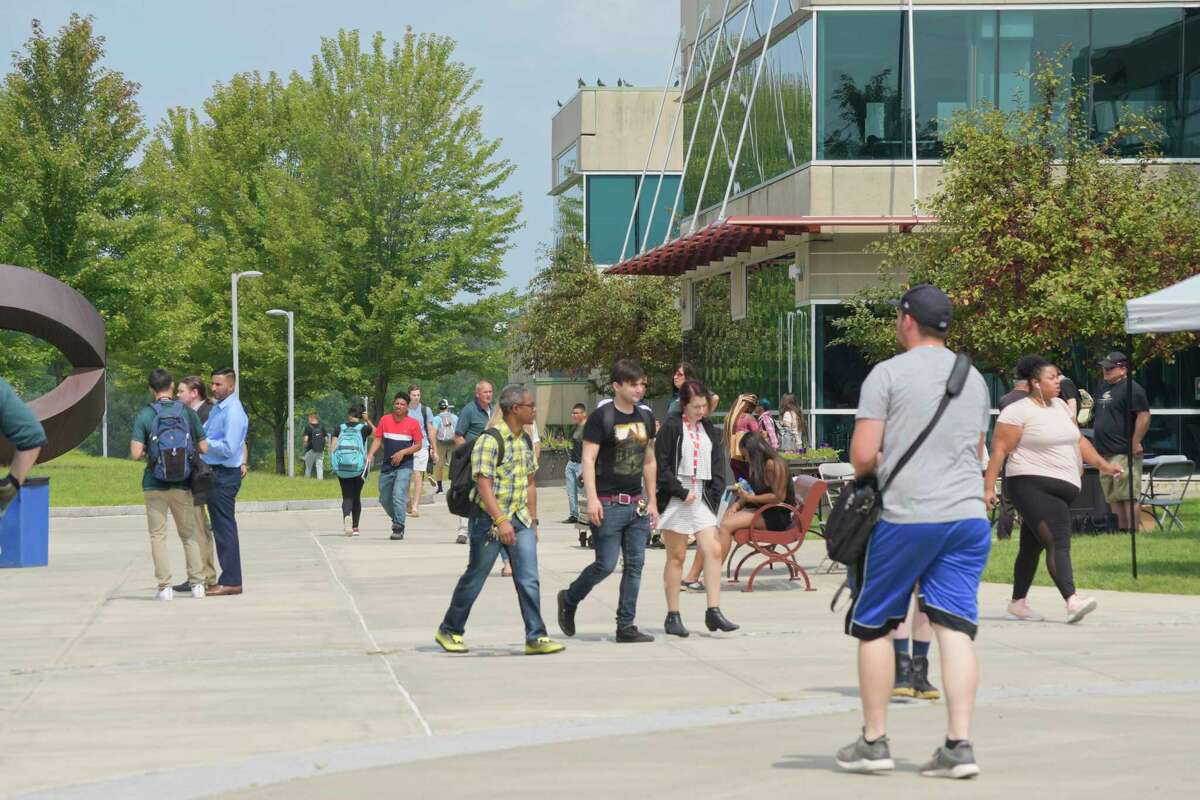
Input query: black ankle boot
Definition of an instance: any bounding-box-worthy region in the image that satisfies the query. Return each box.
[664,612,689,637]
[704,607,739,632]
[892,653,914,698]
[911,655,941,700]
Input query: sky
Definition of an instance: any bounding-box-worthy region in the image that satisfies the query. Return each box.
[0,0,679,292]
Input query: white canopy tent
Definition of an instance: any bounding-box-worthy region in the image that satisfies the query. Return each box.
[1126,274,1200,334]
[1119,274,1200,578]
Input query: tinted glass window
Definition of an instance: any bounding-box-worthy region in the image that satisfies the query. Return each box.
[817,11,911,159]
[1092,8,1184,156]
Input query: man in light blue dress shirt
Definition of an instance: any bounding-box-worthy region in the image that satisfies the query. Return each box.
[202,368,250,595]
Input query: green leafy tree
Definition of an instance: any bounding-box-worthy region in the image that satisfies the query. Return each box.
[834,51,1200,375]
[291,29,522,415]
[511,230,681,394]
[143,73,343,472]
[0,15,183,388]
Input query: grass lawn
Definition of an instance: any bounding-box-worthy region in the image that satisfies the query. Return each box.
[30,452,378,507]
[981,500,1200,595]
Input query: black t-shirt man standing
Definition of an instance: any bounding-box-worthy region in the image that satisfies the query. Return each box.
[558,359,659,644]
[1092,351,1151,530]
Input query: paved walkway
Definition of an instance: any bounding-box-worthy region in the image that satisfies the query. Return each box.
[2,492,1197,799]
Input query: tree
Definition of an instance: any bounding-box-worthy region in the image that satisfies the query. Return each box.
[0,15,180,385]
[143,74,343,472]
[511,230,681,394]
[291,29,522,416]
[834,51,1200,375]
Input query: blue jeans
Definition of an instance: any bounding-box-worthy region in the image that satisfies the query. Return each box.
[378,466,413,527]
[206,466,243,586]
[440,511,548,642]
[565,501,649,628]
[564,461,582,519]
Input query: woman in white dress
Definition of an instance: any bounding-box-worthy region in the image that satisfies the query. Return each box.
[655,380,738,636]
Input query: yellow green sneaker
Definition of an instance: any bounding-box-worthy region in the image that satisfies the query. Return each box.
[435,630,468,653]
[525,636,565,655]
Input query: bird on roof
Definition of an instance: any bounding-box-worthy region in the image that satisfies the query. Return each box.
[596,77,606,86]
[556,100,562,107]
[577,77,585,88]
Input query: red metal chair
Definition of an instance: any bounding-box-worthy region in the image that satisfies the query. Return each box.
[728,475,826,592]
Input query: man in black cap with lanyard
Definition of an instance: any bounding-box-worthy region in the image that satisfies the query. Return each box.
[1093,352,1150,532]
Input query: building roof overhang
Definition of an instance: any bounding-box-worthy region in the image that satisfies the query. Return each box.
[603,215,936,277]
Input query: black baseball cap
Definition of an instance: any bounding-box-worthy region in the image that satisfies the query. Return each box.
[890,283,952,332]
[1098,351,1129,369]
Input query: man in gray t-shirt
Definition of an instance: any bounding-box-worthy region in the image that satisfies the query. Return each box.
[857,346,991,524]
[836,284,991,780]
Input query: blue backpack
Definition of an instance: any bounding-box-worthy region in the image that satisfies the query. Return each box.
[149,401,194,483]
[332,423,367,478]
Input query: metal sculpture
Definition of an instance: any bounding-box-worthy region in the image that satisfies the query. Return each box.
[0,264,106,463]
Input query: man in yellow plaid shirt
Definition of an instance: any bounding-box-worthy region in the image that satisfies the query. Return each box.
[435,384,565,656]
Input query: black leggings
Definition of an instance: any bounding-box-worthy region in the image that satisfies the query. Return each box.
[338,476,365,527]
[1007,475,1080,600]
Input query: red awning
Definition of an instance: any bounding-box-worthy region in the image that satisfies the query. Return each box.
[604,215,935,276]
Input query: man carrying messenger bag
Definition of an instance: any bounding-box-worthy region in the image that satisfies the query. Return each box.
[827,285,992,781]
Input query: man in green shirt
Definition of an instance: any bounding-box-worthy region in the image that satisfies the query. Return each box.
[0,377,47,519]
[130,369,209,601]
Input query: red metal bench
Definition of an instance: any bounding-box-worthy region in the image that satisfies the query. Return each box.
[728,475,826,592]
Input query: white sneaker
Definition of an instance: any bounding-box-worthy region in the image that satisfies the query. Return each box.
[344,515,353,536]
[191,583,205,599]
[156,586,174,601]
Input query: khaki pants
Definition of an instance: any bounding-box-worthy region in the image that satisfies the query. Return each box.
[1099,454,1143,504]
[194,503,218,587]
[435,440,454,482]
[144,489,201,589]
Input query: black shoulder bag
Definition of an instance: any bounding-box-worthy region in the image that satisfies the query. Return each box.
[824,352,973,568]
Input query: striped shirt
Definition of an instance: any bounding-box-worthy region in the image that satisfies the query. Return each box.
[471,425,537,526]
[374,413,423,473]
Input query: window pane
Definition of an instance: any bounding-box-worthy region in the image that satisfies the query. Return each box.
[997,10,1089,116]
[817,11,911,159]
[636,175,681,251]
[1092,8,1184,156]
[914,11,997,158]
[585,175,637,266]
[815,305,871,409]
[682,263,799,409]
[554,142,578,186]
[1182,9,1200,155]
[554,178,583,242]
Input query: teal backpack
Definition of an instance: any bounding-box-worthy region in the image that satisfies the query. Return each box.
[331,423,367,478]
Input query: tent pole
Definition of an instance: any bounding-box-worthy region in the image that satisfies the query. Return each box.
[1127,332,1137,580]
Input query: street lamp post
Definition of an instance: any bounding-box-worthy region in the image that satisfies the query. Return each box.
[266,309,295,477]
[231,270,263,383]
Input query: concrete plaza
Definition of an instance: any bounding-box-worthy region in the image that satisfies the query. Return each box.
[2,490,1197,799]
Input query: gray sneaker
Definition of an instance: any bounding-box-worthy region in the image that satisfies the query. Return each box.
[835,734,894,774]
[919,742,980,779]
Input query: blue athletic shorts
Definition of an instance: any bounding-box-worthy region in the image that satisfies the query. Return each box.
[848,518,991,641]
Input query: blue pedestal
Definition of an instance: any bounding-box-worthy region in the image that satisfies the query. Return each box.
[0,477,50,568]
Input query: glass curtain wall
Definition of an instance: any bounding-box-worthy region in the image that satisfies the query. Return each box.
[818,8,1200,160]
[683,16,813,215]
[682,263,800,407]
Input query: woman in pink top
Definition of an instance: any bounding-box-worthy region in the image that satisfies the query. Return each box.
[985,357,1122,624]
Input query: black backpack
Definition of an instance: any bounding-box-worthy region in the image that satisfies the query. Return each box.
[445,427,532,518]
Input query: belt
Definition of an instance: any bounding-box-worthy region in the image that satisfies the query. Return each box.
[596,493,642,505]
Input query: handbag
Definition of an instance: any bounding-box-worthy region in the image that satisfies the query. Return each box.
[824,352,973,567]
[188,451,215,497]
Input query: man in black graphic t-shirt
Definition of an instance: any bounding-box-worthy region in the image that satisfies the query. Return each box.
[558,359,658,644]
